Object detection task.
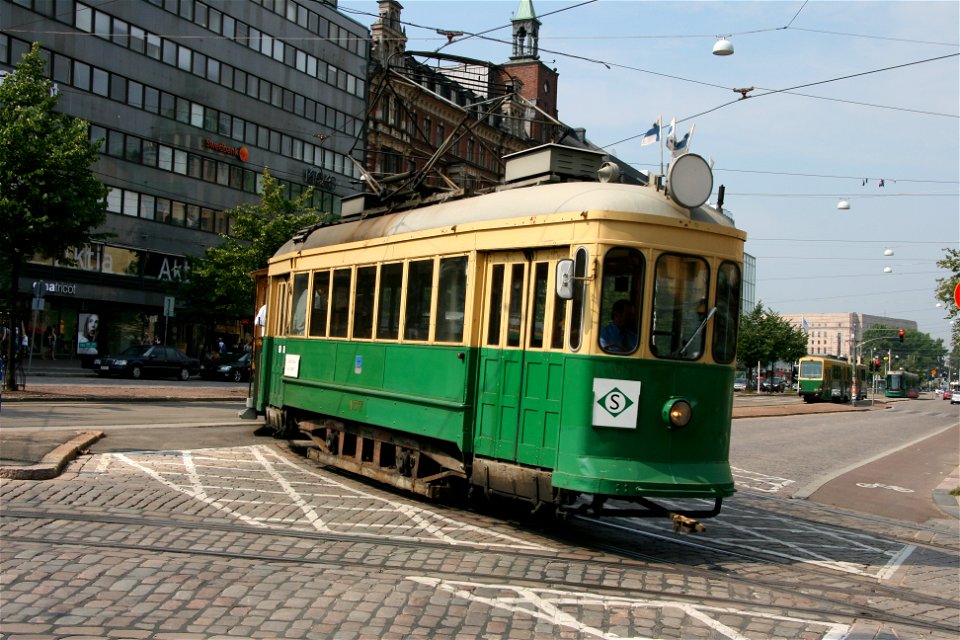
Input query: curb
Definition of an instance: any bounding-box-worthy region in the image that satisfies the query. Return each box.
[2,395,243,403]
[932,466,960,520]
[0,431,104,480]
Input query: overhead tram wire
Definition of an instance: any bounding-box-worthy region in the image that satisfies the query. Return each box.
[17,8,957,127]
[432,0,600,53]
[600,52,959,148]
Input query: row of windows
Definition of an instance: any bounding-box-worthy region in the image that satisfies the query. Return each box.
[105,185,232,235]
[38,2,363,141]
[2,32,362,189]
[286,257,469,344]
[280,249,741,363]
[151,0,367,62]
[91,122,331,210]
[75,2,365,100]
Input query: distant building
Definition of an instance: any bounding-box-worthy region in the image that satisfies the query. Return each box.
[782,313,917,360]
[741,253,756,312]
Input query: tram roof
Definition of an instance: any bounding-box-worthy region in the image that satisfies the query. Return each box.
[275,181,740,257]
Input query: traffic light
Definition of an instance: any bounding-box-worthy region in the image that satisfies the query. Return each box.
[898,329,904,342]
[873,358,881,372]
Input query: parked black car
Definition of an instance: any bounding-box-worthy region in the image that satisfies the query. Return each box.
[760,377,787,393]
[199,352,252,383]
[95,345,201,380]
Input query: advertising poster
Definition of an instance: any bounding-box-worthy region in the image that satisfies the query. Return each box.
[77,312,99,355]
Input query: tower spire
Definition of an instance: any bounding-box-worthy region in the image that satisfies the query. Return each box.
[511,0,540,60]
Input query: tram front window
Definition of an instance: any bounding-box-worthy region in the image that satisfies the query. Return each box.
[650,254,709,360]
[800,361,822,378]
[598,248,643,355]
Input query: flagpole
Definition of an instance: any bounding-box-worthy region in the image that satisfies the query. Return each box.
[658,115,664,176]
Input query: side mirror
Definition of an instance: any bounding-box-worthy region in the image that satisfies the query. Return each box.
[556,259,574,300]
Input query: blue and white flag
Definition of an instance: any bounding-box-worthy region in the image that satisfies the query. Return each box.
[640,119,661,146]
[668,123,695,157]
[665,117,677,149]
[801,317,810,334]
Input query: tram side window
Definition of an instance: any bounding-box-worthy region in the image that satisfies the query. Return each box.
[404,259,434,341]
[329,268,351,337]
[486,264,505,346]
[352,266,376,339]
[598,248,644,355]
[376,262,403,340]
[569,247,588,351]
[529,262,548,348]
[309,270,330,337]
[436,256,467,343]
[290,272,309,336]
[650,254,710,360]
[551,292,566,350]
[506,263,525,347]
[712,262,741,363]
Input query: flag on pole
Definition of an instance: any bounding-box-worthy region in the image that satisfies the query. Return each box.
[801,317,810,334]
[665,117,677,150]
[640,117,662,146]
[669,123,696,157]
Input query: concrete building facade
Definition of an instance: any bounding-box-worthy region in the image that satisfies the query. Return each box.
[782,312,918,361]
[2,0,368,360]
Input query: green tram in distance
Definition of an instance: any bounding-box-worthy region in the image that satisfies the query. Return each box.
[798,356,853,403]
[254,145,745,522]
[885,370,920,398]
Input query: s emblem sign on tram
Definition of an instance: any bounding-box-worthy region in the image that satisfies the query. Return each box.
[592,378,642,428]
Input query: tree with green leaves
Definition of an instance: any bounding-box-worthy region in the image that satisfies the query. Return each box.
[737,303,808,384]
[935,247,959,351]
[177,169,335,325]
[862,323,947,383]
[1,43,108,390]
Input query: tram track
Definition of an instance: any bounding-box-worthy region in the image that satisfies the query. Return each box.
[3,506,957,637]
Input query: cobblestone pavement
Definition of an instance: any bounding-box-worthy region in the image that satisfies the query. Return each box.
[3,442,958,639]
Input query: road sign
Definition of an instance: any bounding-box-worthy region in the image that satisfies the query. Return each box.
[954,281,960,308]
[163,296,175,317]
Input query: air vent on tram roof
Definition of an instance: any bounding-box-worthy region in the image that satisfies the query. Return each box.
[502,144,607,186]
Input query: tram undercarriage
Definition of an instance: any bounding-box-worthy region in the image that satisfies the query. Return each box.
[265,406,716,529]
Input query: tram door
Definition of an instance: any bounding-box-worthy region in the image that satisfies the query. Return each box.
[475,250,566,467]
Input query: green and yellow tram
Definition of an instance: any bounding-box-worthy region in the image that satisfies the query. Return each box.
[255,145,744,520]
[798,356,853,403]
[885,370,919,398]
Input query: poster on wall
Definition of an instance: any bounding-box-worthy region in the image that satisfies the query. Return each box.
[77,312,99,355]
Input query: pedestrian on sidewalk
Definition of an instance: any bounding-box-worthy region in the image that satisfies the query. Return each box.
[43,327,57,360]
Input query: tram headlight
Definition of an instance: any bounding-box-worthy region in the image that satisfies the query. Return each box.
[661,398,692,429]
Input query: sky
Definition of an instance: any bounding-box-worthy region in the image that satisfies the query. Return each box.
[339,0,960,345]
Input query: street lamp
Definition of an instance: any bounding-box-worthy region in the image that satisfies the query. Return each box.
[713,36,734,56]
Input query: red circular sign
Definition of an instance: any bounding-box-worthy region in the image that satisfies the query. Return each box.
[954,281,960,308]
[238,147,249,162]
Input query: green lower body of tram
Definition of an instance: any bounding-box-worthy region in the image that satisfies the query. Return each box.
[256,336,735,517]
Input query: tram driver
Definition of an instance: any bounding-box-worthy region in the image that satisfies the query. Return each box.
[600,299,638,353]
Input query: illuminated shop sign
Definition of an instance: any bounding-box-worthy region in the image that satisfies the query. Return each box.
[33,245,190,282]
[40,282,78,296]
[205,139,249,162]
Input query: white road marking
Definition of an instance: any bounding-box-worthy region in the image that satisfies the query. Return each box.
[107,445,553,552]
[730,467,795,493]
[408,577,850,640]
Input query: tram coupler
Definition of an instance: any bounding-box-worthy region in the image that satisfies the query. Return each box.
[670,513,706,534]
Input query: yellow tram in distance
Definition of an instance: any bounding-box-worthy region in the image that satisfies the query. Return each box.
[256,144,745,520]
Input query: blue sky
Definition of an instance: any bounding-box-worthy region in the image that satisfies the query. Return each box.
[340,1,959,345]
